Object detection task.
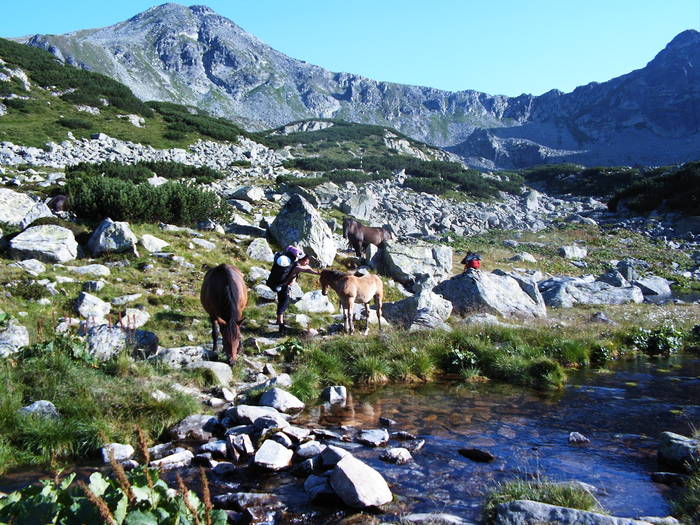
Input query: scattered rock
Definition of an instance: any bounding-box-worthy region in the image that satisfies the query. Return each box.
[17,400,59,419]
[320,385,347,405]
[633,276,672,301]
[569,431,591,444]
[380,447,413,464]
[559,245,588,259]
[383,288,452,330]
[254,439,293,470]
[169,414,221,442]
[66,264,111,277]
[140,234,169,252]
[295,290,335,313]
[357,428,389,447]
[185,361,233,385]
[539,276,643,308]
[259,388,305,414]
[75,292,110,320]
[0,188,53,228]
[330,455,392,508]
[149,449,194,470]
[191,238,216,251]
[658,431,699,471]
[246,238,274,262]
[101,443,135,464]
[86,325,158,360]
[0,321,29,358]
[458,448,495,462]
[87,218,138,257]
[9,225,78,263]
[377,239,452,291]
[9,259,46,276]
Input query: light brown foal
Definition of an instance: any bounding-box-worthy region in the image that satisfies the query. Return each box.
[320,269,384,335]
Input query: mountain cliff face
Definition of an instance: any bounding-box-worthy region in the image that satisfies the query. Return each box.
[19,3,700,168]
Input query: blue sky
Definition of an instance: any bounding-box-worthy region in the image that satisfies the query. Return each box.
[1,1,697,96]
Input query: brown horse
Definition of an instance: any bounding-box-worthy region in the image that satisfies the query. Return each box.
[320,269,384,335]
[200,264,248,363]
[342,217,393,258]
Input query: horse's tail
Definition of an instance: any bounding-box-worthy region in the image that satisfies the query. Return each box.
[222,266,240,356]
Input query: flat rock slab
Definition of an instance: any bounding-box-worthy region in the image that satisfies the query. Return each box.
[149,449,193,470]
[494,500,653,525]
[10,225,78,263]
[0,322,29,358]
[101,443,135,464]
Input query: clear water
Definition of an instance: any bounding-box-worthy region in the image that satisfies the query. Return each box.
[2,355,699,522]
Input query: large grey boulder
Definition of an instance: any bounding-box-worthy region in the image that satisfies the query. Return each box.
[259,388,305,413]
[658,431,699,471]
[633,276,672,301]
[330,455,392,508]
[0,188,53,228]
[269,194,337,267]
[539,277,644,308]
[314,182,341,206]
[87,218,138,257]
[9,225,77,263]
[66,264,111,277]
[492,269,547,313]
[340,191,379,221]
[377,239,452,291]
[435,271,546,318]
[0,321,29,358]
[493,500,652,525]
[246,238,274,262]
[227,405,289,426]
[86,325,159,361]
[383,289,452,330]
[295,290,335,313]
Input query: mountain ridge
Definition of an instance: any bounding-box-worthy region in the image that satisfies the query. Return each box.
[15,3,700,168]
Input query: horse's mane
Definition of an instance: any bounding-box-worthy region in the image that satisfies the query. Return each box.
[322,269,348,280]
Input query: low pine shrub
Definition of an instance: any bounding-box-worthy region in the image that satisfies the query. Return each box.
[66,175,232,225]
[630,324,685,356]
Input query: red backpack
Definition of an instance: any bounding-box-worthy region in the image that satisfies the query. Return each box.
[467,258,481,269]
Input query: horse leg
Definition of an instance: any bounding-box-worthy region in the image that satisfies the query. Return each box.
[363,302,371,336]
[376,294,383,332]
[347,297,355,334]
[351,238,363,258]
[210,317,219,352]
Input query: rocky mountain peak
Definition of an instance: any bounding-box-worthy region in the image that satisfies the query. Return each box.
[15,6,700,169]
[665,29,700,50]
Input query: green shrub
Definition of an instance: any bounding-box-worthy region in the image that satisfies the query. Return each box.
[58,117,93,130]
[66,175,232,225]
[10,280,50,300]
[5,98,30,112]
[0,38,152,117]
[630,324,684,356]
[67,161,224,185]
[0,469,227,524]
[608,161,700,215]
[147,100,244,142]
[673,467,700,524]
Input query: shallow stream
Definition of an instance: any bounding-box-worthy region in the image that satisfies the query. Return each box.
[2,355,699,522]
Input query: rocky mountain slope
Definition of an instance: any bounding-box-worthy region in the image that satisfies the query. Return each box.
[17,3,700,168]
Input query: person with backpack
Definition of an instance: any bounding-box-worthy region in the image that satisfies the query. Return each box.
[461,251,482,272]
[266,245,319,334]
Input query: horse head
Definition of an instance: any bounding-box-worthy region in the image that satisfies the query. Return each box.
[319,269,330,296]
[342,217,355,238]
[223,316,245,363]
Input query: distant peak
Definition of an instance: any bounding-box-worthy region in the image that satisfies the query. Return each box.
[665,29,700,50]
[188,5,215,15]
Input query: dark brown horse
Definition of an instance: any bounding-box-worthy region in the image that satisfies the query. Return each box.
[200,264,248,363]
[320,269,384,335]
[342,217,393,258]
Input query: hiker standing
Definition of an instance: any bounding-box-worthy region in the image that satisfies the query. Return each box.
[461,252,482,273]
[266,245,319,334]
